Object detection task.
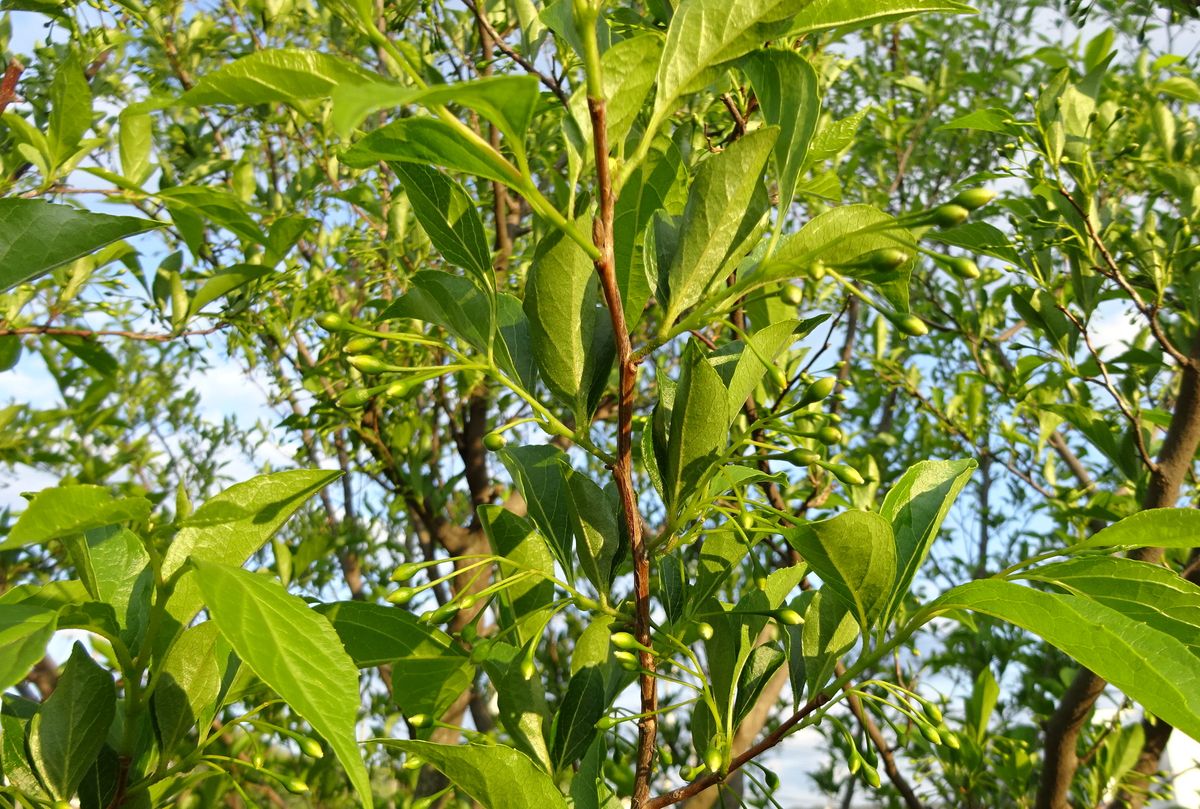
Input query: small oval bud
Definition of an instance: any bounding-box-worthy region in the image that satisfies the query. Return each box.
[390,562,423,583]
[785,448,821,465]
[409,713,432,728]
[520,657,536,679]
[800,376,836,406]
[614,650,640,670]
[659,745,674,766]
[816,425,843,445]
[337,388,373,408]
[282,778,309,795]
[298,736,324,759]
[946,257,981,279]
[387,587,417,606]
[944,730,960,750]
[809,260,827,280]
[917,722,942,745]
[611,631,651,653]
[891,313,928,336]
[862,764,881,788]
[348,355,389,374]
[342,336,379,354]
[775,608,804,625]
[483,431,507,451]
[949,188,996,210]
[765,770,780,790]
[780,284,803,305]
[930,204,970,228]
[827,463,866,486]
[696,622,715,641]
[315,312,348,331]
[704,745,724,775]
[866,248,908,271]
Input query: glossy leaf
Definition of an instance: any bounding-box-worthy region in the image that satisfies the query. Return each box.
[341,117,519,187]
[1080,508,1200,550]
[497,445,575,575]
[153,621,230,754]
[0,604,58,694]
[551,666,606,770]
[564,467,620,597]
[663,341,730,516]
[930,579,1200,742]
[798,589,859,699]
[661,127,777,327]
[193,560,373,808]
[2,485,152,550]
[788,0,974,35]
[188,264,274,317]
[1,711,44,797]
[394,163,493,289]
[376,740,569,809]
[786,511,897,630]
[161,469,341,639]
[879,459,976,624]
[479,506,557,645]
[180,48,377,106]
[28,643,116,801]
[740,49,819,210]
[80,526,152,643]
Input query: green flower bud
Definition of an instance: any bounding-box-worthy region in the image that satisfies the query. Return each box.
[775,608,804,625]
[402,753,425,770]
[864,248,908,271]
[659,745,674,766]
[390,562,423,583]
[614,650,640,670]
[342,336,379,354]
[890,312,928,337]
[704,745,724,775]
[520,657,536,679]
[862,763,881,788]
[422,602,460,625]
[696,621,715,641]
[949,188,996,210]
[816,425,843,445]
[612,631,652,654]
[765,769,780,790]
[785,448,821,465]
[298,736,324,759]
[483,431,507,451]
[337,388,373,408]
[780,284,803,305]
[315,312,348,331]
[800,376,837,406]
[575,595,601,612]
[387,587,417,605]
[917,721,942,745]
[681,764,706,780]
[944,731,961,750]
[930,204,970,228]
[348,355,389,374]
[847,745,863,774]
[919,699,943,724]
[946,256,981,279]
[827,463,866,486]
[809,260,828,280]
[282,779,309,795]
[409,713,432,728]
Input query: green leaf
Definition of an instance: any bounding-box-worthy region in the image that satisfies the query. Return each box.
[788,0,974,35]
[964,667,999,744]
[497,445,575,576]
[524,227,613,416]
[937,107,1017,134]
[1021,557,1200,656]
[48,53,91,162]
[180,48,377,106]
[188,264,274,317]
[732,643,785,728]
[1,710,45,797]
[479,506,557,646]
[317,600,472,720]
[1080,508,1200,550]
[0,605,58,694]
[663,341,730,516]
[797,589,859,699]
[927,221,1019,264]
[118,110,153,184]
[193,560,373,808]
[160,469,341,649]
[341,117,519,187]
[879,459,976,624]
[394,163,493,289]
[478,641,553,769]
[2,485,152,550]
[29,642,116,801]
[567,33,663,158]
[652,0,805,127]
[81,526,152,644]
[785,511,897,630]
[564,468,620,597]
[0,199,161,293]
[740,49,820,210]
[712,317,822,426]
[375,740,569,809]
[382,270,490,349]
[929,579,1200,742]
[153,621,231,754]
[551,666,606,770]
[662,127,777,327]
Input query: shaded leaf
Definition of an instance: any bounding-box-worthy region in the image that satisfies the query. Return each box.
[786,511,896,630]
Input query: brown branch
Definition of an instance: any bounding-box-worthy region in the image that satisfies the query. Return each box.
[461,0,570,107]
[646,694,830,809]
[0,59,24,115]
[1036,331,1200,809]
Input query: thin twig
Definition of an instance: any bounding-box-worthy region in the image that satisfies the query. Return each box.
[0,323,228,342]
[461,0,570,107]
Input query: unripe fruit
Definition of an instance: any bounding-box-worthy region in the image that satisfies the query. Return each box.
[775,608,803,625]
[696,622,714,640]
[780,284,803,305]
[614,650,640,670]
[595,715,619,730]
[828,464,866,486]
[800,376,836,406]
[520,657,536,679]
[422,602,460,624]
[681,764,706,780]
[612,631,652,654]
[862,764,881,788]
[409,714,432,728]
[315,312,348,331]
[864,248,908,271]
[765,770,780,790]
[920,699,943,724]
[809,260,827,280]
[917,722,942,745]
[342,336,379,354]
[659,745,674,766]
[482,431,507,451]
[785,448,821,465]
[930,204,970,228]
[946,256,981,279]
[949,188,996,210]
[337,388,373,408]
[944,731,961,750]
[348,355,389,374]
[816,425,843,445]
